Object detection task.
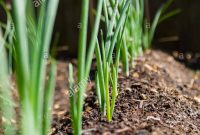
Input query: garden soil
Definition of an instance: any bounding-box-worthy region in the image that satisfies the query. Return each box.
[51,50,200,135]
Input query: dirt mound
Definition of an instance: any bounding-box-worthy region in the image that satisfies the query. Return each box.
[52,50,200,135]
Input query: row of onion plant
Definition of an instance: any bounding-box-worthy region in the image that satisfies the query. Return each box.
[125,0,181,64]
[67,0,180,134]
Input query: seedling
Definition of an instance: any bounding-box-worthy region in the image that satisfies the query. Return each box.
[143,0,181,49]
[121,0,180,67]
[126,0,144,66]
[68,0,103,134]
[95,0,130,121]
[0,1,14,74]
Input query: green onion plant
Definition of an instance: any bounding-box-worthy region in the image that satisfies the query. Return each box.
[123,0,180,67]
[68,0,103,134]
[94,0,179,122]
[0,1,15,74]
[125,0,144,66]
[0,0,59,135]
[95,0,130,121]
[143,0,181,49]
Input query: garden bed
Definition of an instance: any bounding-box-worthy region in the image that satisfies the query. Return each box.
[51,50,200,135]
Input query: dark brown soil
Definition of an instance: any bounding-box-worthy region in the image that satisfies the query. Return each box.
[51,50,200,135]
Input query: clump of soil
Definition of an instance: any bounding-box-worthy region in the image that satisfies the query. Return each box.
[52,50,200,135]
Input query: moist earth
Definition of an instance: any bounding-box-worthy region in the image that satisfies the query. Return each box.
[52,50,200,135]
